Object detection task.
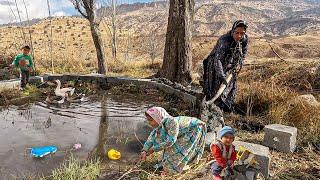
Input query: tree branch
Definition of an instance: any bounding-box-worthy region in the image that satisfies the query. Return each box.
[89,0,94,9]
[71,0,89,19]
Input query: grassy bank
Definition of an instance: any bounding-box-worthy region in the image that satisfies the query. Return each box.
[1,59,319,179]
[49,157,100,180]
[236,61,320,145]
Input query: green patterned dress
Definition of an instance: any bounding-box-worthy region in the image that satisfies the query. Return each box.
[142,116,207,174]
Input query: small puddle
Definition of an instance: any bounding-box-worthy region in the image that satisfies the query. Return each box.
[0,92,154,179]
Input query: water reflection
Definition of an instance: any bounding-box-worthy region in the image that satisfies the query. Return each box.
[0,93,152,179]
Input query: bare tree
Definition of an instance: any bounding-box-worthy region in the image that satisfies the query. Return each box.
[140,29,164,67]
[100,0,117,60]
[46,0,54,74]
[14,0,26,43]
[23,0,36,73]
[156,0,195,85]
[125,29,132,61]
[71,0,107,74]
[7,0,24,44]
[111,0,117,59]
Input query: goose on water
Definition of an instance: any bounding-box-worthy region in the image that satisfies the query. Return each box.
[54,80,75,98]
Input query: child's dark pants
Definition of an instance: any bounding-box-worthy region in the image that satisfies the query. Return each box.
[211,162,223,175]
[20,70,30,88]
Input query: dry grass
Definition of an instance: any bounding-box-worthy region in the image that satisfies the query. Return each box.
[270,145,320,179]
[0,17,164,77]
[236,61,320,144]
[107,59,161,78]
[117,151,210,180]
[270,100,320,145]
[0,83,44,107]
[1,17,319,79]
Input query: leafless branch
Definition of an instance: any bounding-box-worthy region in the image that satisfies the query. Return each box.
[14,0,26,43]
[22,0,36,72]
[71,0,89,19]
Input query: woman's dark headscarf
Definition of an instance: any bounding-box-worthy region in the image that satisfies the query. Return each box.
[230,20,248,40]
[231,20,248,32]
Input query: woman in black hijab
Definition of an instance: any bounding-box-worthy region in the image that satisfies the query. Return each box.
[202,20,248,112]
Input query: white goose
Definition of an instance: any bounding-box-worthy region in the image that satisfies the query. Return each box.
[54,79,75,98]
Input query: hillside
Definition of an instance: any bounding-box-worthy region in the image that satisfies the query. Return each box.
[0,0,319,76]
[4,0,319,37]
[106,0,320,37]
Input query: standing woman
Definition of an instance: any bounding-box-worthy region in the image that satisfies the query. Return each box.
[140,107,207,175]
[202,20,249,113]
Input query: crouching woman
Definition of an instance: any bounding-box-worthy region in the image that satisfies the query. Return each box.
[140,107,207,175]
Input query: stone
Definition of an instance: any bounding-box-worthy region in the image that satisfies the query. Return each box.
[96,76,107,84]
[0,79,20,90]
[201,102,224,133]
[233,141,270,178]
[0,76,43,90]
[106,76,122,84]
[297,94,320,106]
[29,76,44,83]
[132,79,153,87]
[262,124,297,153]
[63,74,80,81]
[42,74,51,81]
[152,82,197,105]
[153,82,176,94]
[47,74,63,81]
[79,75,98,82]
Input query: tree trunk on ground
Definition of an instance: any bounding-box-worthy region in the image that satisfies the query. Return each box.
[90,21,107,74]
[157,0,194,85]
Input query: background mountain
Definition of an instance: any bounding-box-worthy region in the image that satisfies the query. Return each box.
[3,0,320,37]
[99,0,320,37]
[0,0,319,77]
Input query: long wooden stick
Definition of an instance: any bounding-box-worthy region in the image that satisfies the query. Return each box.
[206,73,233,105]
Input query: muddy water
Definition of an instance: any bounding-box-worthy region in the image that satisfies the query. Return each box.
[0,93,153,179]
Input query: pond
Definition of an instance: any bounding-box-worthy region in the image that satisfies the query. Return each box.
[0,92,155,179]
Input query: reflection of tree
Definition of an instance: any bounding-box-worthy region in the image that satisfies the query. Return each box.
[94,93,109,157]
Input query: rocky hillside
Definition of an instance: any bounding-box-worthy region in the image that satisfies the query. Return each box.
[2,0,319,37]
[102,0,320,37]
[0,0,319,78]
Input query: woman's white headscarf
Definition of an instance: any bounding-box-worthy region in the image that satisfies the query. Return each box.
[145,107,172,124]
